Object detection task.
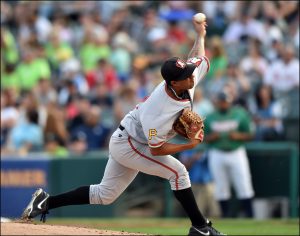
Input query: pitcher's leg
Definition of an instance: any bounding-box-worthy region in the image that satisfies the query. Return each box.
[47,157,138,210]
[117,137,191,190]
[90,157,138,205]
[120,137,207,227]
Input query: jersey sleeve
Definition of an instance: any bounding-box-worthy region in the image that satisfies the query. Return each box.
[187,56,210,85]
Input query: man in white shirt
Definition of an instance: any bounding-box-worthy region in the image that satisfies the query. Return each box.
[264,44,299,96]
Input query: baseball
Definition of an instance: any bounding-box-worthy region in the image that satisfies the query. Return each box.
[193,13,206,23]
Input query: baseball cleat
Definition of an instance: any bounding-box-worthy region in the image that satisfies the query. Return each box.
[188,220,226,236]
[21,188,49,222]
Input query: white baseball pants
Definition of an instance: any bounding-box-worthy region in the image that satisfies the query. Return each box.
[208,147,255,200]
[89,128,191,205]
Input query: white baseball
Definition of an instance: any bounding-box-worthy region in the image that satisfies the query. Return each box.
[193,13,206,23]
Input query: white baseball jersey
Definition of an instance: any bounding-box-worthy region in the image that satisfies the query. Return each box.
[121,56,210,148]
[90,56,210,204]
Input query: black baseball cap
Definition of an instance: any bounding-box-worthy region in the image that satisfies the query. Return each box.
[217,91,233,103]
[161,57,197,83]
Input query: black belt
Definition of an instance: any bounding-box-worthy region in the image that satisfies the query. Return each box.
[119,125,125,131]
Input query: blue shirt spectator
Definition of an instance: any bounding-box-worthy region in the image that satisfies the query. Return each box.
[71,123,110,151]
[70,106,111,152]
[180,150,213,184]
[7,109,43,153]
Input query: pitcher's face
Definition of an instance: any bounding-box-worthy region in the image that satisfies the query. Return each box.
[173,74,195,90]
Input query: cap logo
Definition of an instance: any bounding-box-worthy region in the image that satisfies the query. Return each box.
[176,59,186,69]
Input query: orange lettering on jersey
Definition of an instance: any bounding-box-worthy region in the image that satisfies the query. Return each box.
[148,129,157,140]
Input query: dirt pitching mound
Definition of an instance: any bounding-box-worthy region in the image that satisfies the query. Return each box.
[1,222,147,235]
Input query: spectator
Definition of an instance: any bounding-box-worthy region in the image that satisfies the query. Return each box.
[110,31,134,83]
[89,82,114,109]
[201,1,238,36]
[45,31,74,77]
[85,58,119,93]
[263,43,299,98]
[205,61,251,109]
[69,106,111,152]
[113,83,140,124]
[51,13,74,45]
[33,78,57,106]
[252,85,284,141]
[179,150,221,218]
[79,21,111,73]
[89,82,115,128]
[17,5,52,45]
[18,90,47,128]
[1,63,19,91]
[205,36,228,81]
[239,38,269,91]
[31,45,52,80]
[164,20,189,58]
[0,1,13,26]
[193,86,214,118]
[166,20,188,44]
[29,6,53,44]
[222,63,252,110]
[60,58,89,96]
[222,5,265,44]
[44,101,69,147]
[44,134,69,158]
[66,95,91,131]
[16,47,51,91]
[134,8,166,53]
[0,89,19,149]
[1,27,19,66]
[57,79,80,107]
[204,90,255,218]
[260,7,283,50]
[4,109,44,156]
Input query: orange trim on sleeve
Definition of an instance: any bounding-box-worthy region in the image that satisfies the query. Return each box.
[148,141,166,148]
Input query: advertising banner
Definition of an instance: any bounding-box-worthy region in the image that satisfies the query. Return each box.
[1,157,50,218]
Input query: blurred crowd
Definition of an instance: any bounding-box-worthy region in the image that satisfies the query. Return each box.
[1,1,299,157]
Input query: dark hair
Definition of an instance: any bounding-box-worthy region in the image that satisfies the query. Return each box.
[26,109,39,125]
[255,85,274,108]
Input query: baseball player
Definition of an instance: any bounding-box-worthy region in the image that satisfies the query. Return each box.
[21,17,225,236]
[204,90,255,218]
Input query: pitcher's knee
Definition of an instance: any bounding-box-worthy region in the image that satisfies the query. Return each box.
[101,195,117,205]
[169,164,191,190]
[89,184,120,205]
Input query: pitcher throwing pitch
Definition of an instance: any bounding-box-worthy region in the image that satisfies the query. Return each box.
[22,14,225,236]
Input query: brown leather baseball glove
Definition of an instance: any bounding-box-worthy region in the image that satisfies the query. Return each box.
[173,108,204,141]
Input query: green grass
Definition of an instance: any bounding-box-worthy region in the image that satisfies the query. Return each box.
[43,218,299,235]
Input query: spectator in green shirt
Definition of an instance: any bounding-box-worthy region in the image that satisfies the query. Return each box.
[1,63,19,91]
[206,36,228,81]
[16,48,51,91]
[45,32,74,76]
[79,32,111,73]
[1,28,19,65]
